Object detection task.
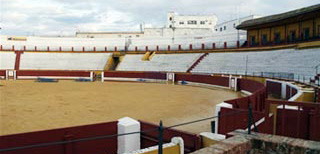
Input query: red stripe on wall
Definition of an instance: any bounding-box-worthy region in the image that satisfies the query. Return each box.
[14,51,24,70]
[16,70,91,77]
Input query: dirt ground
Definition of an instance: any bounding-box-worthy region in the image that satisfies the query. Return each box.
[0,80,241,135]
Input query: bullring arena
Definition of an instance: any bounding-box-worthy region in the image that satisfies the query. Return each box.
[1,4,320,154]
[0,79,240,135]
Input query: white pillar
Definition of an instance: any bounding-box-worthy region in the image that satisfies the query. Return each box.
[118,117,140,154]
[101,72,104,82]
[281,82,287,99]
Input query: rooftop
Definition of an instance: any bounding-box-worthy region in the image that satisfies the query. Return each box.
[237,4,320,30]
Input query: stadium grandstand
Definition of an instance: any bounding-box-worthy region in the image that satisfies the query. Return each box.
[0,3,320,154]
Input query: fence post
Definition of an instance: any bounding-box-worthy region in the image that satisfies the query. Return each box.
[248,104,252,134]
[158,120,163,154]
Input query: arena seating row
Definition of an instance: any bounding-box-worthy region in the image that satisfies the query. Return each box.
[192,48,320,79]
[0,52,16,70]
[117,53,202,72]
[0,52,112,71]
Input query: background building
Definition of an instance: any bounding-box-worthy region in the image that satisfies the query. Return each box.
[237,4,320,46]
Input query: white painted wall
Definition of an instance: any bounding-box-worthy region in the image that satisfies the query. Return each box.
[19,52,112,70]
[167,12,217,29]
[0,52,16,70]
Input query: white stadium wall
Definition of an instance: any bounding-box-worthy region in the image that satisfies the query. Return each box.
[117,53,202,72]
[0,52,16,70]
[19,52,112,70]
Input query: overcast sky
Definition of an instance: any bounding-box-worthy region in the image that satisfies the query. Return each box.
[0,0,319,36]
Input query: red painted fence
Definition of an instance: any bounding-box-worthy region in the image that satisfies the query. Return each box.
[267,100,320,141]
[104,71,166,80]
[16,70,92,79]
[139,121,201,153]
[0,121,118,154]
[0,70,6,79]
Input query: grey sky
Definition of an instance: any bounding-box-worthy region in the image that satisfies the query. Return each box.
[0,0,319,36]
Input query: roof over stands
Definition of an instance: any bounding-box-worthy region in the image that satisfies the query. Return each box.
[237,4,320,30]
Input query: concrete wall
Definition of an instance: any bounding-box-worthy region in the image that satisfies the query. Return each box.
[19,52,112,70]
[0,52,16,70]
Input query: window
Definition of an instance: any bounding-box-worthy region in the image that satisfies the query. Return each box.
[224,26,226,30]
[187,20,197,25]
[169,17,172,21]
[261,34,268,45]
[200,21,205,25]
[303,28,310,40]
[220,27,222,31]
[169,25,172,28]
[233,23,236,28]
[250,36,255,46]
[179,21,184,25]
[274,32,281,44]
[136,35,140,37]
[215,29,218,31]
[289,30,296,42]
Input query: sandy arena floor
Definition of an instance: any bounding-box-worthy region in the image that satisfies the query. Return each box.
[0,80,241,135]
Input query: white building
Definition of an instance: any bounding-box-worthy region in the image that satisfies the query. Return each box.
[166,12,217,29]
[1,13,258,51]
[76,12,218,38]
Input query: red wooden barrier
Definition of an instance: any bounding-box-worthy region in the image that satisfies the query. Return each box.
[0,121,117,154]
[175,73,229,87]
[16,70,92,78]
[104,71,166,80]
[140,121,201,153]
[218,108,268,135]
[0,70,6,79]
